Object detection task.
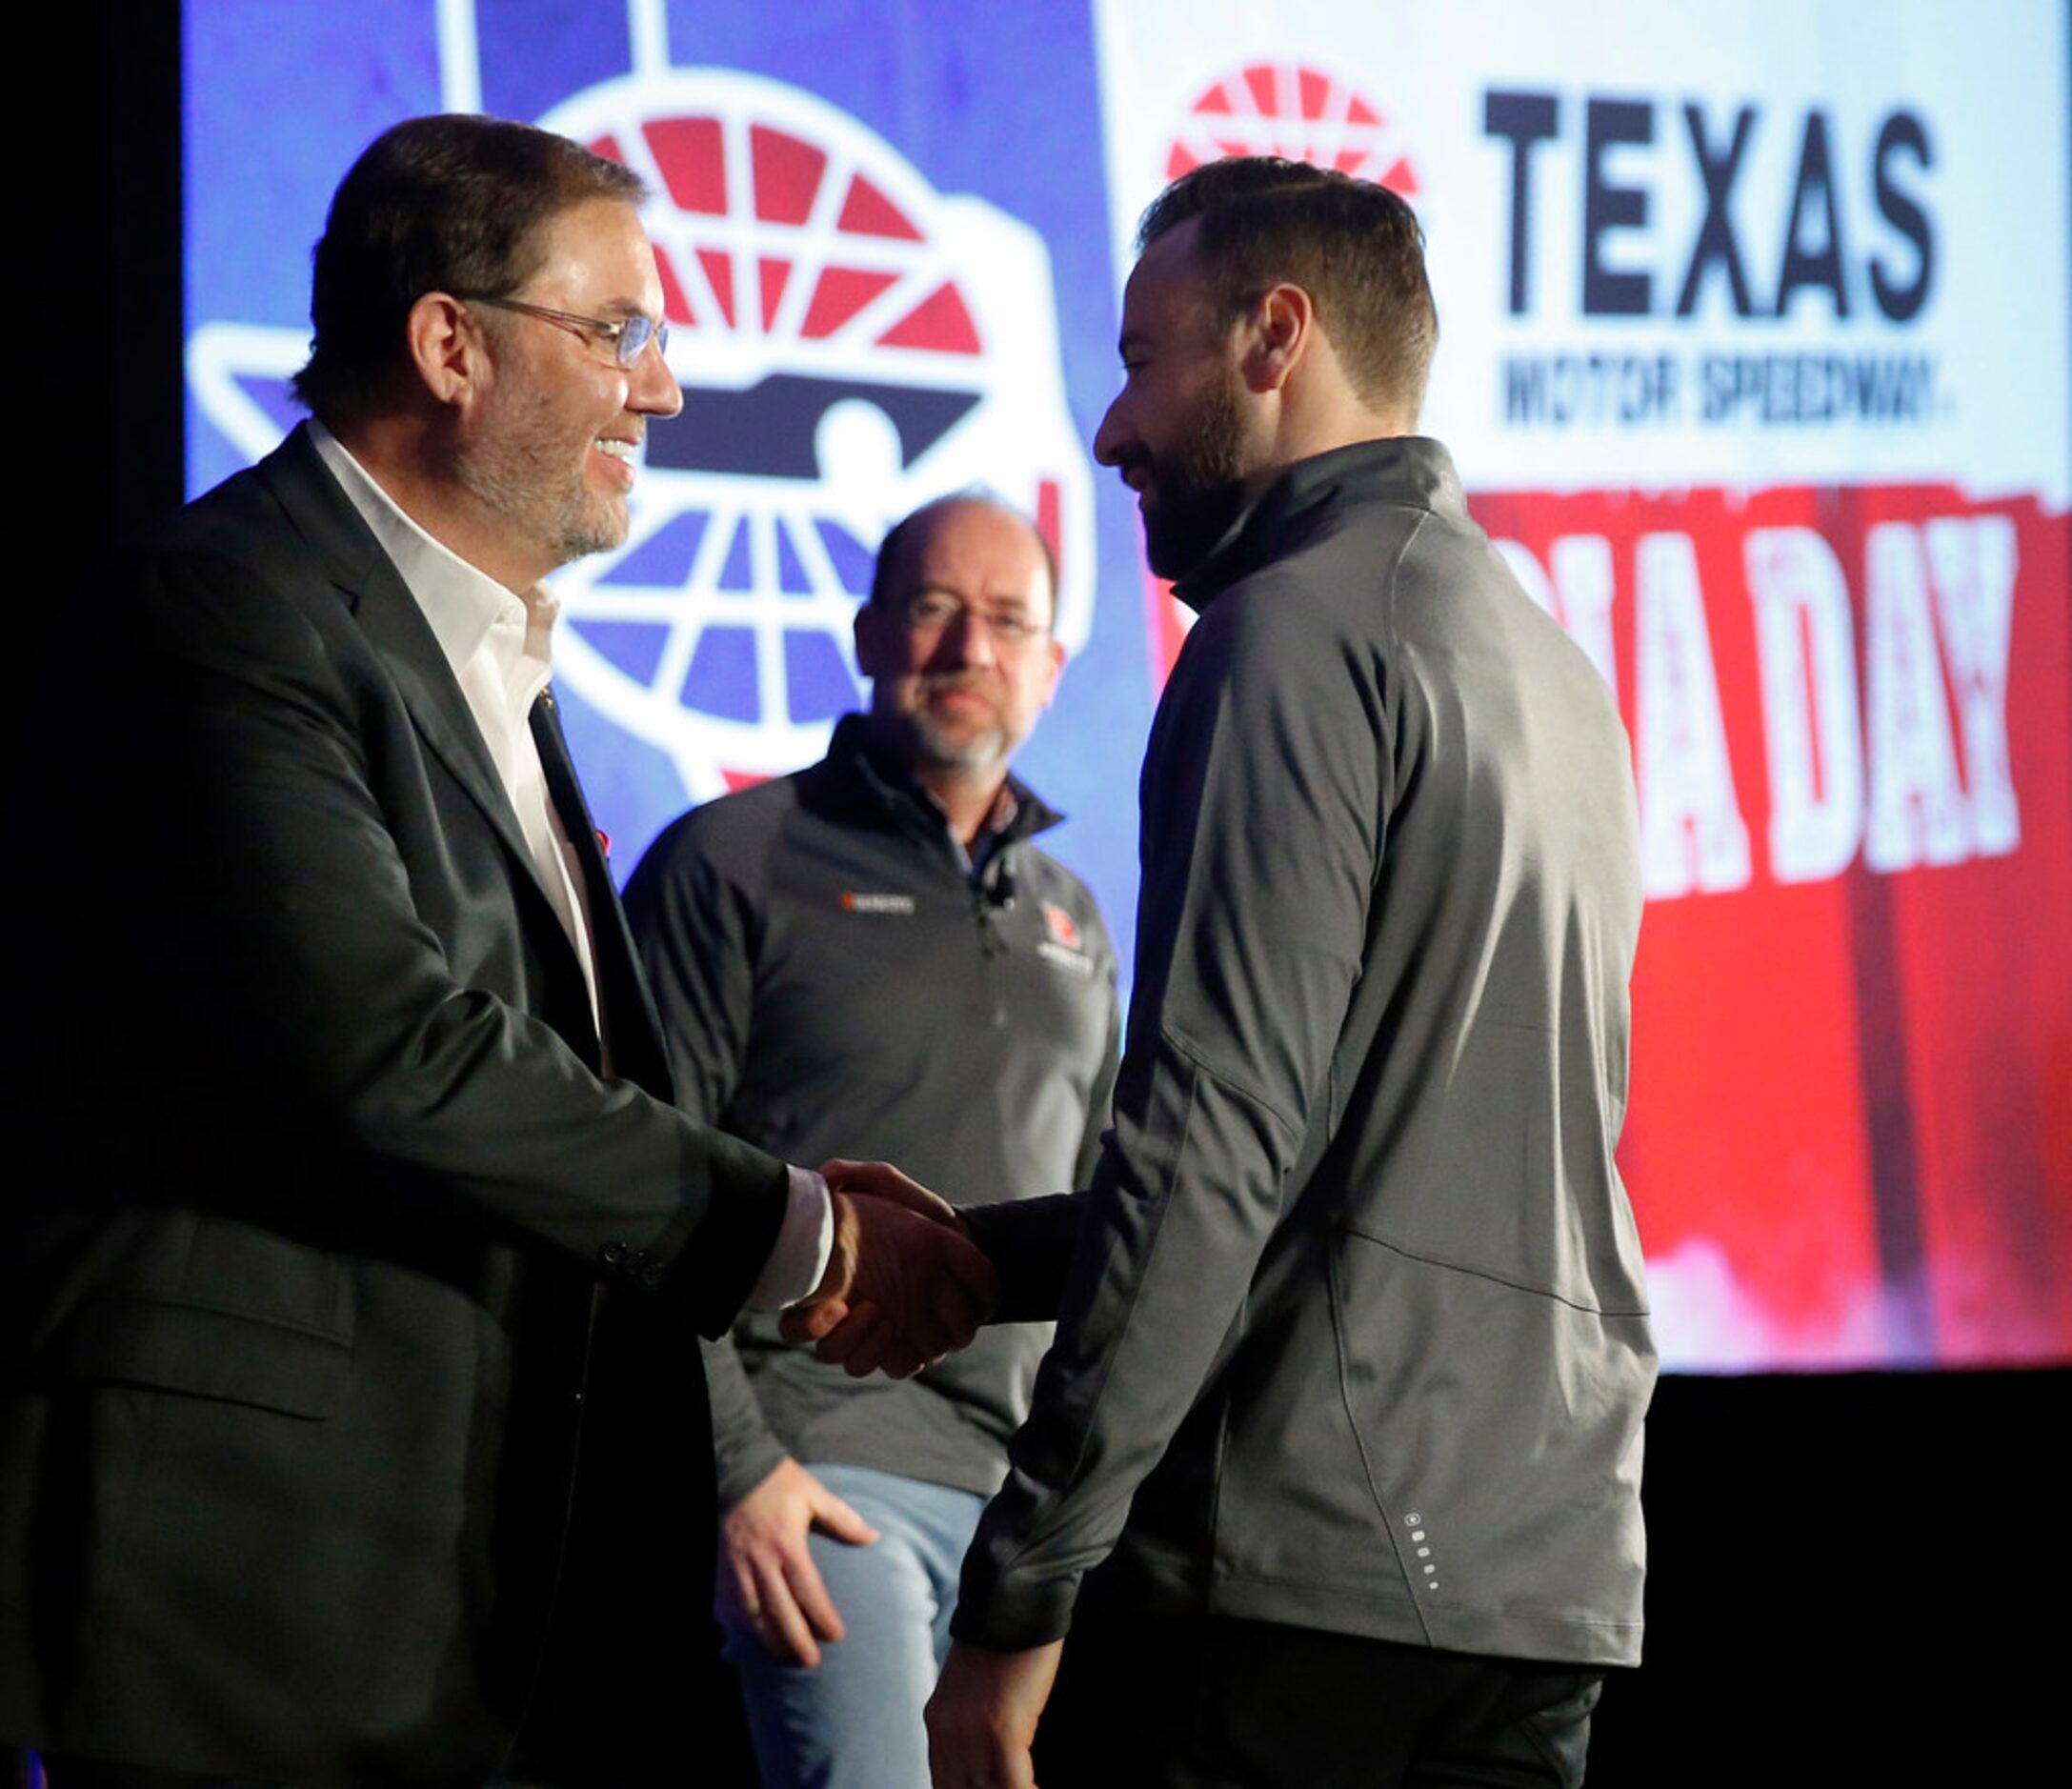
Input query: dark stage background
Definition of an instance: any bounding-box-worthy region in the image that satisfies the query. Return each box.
[10,6,2067,1783]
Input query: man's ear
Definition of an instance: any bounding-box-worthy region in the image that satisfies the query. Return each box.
[1239,283,1315,394]
[1038,635,1066,708]
[405,291,491,410]
[853,601,891,681]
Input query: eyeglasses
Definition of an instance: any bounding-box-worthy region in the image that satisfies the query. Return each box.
[459,293,670,369]
[897,592,1049,648]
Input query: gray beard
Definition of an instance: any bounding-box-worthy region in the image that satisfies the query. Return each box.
[867,703,1011,778]
[455,435,627,572]
[897,706,1010,774]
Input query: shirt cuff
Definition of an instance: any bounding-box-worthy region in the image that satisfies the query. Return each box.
[746,1165,834,1310]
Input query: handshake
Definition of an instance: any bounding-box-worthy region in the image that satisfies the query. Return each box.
[781,1160,998,1380]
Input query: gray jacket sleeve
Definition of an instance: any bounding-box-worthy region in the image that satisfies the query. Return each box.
[954,575,1384,1649]
[623,821,791,1507]
[1075,973,1122,1192]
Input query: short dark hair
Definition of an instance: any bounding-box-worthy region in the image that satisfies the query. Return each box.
[292,113,647,423]
[869,493,1059,625]
[1137,156,1437,419]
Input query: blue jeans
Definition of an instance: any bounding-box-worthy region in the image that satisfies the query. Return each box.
[718,1464,985,1789]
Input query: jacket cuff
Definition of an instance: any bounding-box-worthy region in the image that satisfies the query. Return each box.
[714,1432,791,1510]
[744,1167,834,1308]
[700,1331,790,1507]
[650,1139,791,1337]
[948,1562,1078,1651]
[961,1194,1082,1322]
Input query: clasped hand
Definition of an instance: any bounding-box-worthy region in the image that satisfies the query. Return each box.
[780,1159,998,1378]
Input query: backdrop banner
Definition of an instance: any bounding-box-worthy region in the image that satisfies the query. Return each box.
[183,0,2072,1369]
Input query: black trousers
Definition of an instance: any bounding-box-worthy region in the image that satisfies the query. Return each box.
[1035,1615,1602,1789]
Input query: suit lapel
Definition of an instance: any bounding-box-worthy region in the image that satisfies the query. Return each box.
[255,428,672,1092]
[254,427,564,926]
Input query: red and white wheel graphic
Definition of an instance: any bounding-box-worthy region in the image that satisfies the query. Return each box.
[535,70,1090,800]
[1165,62,1419,194]
[590,90,985,363]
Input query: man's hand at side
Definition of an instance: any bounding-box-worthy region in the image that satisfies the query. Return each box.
[717,1457,877,1667]
[780,1163,998,1377]
[926,1638,1063,1789]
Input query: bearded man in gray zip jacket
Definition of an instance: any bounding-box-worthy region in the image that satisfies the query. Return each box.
[867,159,1654,1788]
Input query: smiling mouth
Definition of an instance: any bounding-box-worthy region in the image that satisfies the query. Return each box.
[591,437,640,487]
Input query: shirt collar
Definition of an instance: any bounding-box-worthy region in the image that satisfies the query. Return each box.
[830,712,1061,845]
[308,418,559,673]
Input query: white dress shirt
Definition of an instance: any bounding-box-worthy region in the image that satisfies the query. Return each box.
[309,422,829,1308]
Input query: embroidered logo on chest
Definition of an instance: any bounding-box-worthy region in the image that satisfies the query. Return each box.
[841,891,916,915]
[1042,903,1081,949]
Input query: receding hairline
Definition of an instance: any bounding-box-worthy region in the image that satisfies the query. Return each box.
[870,494,1059,621]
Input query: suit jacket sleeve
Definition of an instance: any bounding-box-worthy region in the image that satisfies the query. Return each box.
[127,540,787,1336]
[953,573,1384,1649]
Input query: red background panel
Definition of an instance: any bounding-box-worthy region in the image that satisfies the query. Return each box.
[1468,485,2072,1368]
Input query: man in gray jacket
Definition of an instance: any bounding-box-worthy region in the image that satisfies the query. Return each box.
[626,495,1118,1788]
[906,157,1655,1787]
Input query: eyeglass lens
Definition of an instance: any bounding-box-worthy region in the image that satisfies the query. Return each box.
[617,315,670,368]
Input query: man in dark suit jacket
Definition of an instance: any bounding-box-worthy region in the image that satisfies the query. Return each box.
[0,114,990,1789]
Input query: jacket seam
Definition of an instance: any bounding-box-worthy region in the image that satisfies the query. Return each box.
[1338,1225,1652,1317]
[989,1061,1200,1596]
[1327,1243,1434,1645]
[1158,1022,1302,1144]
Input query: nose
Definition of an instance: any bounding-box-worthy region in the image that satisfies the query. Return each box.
[1093,392,1131,468]
[932,606,996,670]
[629,332,683,419]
